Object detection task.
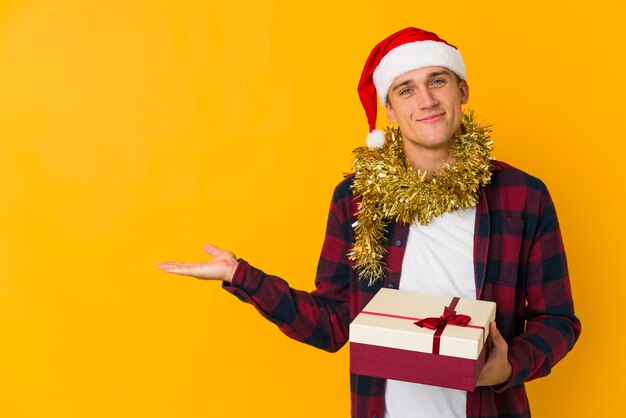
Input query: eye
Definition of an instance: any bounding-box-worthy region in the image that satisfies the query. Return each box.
[399,87,413,96]
[431,78,445,86]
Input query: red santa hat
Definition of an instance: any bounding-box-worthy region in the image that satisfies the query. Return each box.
[357,28,466,147]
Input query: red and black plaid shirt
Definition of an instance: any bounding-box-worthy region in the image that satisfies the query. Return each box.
[223,160,581,418]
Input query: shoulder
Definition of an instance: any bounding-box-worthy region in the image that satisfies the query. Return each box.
[489,160,548,194]
[326,175,358,223]
[485,160,555,217]
[332,175,355,198]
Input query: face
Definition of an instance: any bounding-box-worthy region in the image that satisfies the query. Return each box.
[386,66,469,156]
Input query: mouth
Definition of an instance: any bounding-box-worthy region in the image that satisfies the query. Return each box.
[417,112,445,123]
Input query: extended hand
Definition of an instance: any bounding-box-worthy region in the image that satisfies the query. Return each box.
[157,244,239,283]
[476,322,513,387]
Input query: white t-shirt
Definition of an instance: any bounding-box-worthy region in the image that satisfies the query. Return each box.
[384,207,477,418]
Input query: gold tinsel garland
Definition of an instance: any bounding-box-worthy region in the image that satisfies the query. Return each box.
[348,111,494,285]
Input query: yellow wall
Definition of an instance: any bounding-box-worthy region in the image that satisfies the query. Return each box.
[1,1,623,416]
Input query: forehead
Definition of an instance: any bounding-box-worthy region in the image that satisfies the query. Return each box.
[390,66,454,87]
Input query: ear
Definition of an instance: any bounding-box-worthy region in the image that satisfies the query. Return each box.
[460,80,470,104]
[386,103,397,123]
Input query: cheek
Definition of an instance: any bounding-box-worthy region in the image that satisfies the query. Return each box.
[393,104,414,123]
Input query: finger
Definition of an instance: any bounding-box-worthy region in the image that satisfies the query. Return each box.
[489,322,507,350]
[158,264,197,276]
[156,262,176,270]
[203,243,220,257]
[157,262,194,269]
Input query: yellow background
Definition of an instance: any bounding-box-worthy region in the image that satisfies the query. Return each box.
[1,1,623,416]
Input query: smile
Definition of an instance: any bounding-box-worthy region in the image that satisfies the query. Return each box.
[417,112,445,123]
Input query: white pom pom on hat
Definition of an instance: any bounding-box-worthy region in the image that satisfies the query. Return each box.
[357,28,466,147]
[365,129,386,148]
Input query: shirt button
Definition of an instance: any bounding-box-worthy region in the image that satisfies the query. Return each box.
[394,240,402,246]
[388,284,394,289]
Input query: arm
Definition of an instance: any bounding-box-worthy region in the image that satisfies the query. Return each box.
[157,180,354,352]
[492,184,582,391]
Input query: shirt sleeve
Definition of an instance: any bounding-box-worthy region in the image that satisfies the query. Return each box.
[221,179,354,353]
[493,183,582,392]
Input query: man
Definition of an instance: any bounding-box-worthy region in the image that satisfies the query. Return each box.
[158,28,581,418]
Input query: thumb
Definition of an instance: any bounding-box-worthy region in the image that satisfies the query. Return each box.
[489,322,507,349]
[203,243,221,257]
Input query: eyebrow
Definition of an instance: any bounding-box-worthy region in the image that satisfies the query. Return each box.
[427,70,451,78]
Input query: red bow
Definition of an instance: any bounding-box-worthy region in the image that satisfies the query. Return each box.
[415,306,471,330]
[414,305,472,354]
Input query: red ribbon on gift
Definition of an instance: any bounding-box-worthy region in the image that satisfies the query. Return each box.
[414,297,471,355]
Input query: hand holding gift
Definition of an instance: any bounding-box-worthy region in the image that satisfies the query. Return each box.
[475,322,513,387]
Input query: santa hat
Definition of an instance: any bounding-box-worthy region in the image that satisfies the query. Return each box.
[357,28,466,147]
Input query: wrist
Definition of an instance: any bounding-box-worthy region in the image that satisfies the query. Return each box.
[224,259,239,283]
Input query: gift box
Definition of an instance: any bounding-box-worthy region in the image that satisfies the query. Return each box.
[350,288,496,391]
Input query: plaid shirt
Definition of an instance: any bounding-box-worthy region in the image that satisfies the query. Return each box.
[223,160,581,418]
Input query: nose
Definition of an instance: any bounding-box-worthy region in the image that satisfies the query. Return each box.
[416,88,438,110]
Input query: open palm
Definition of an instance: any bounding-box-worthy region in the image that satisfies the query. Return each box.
[157,243,239,283]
